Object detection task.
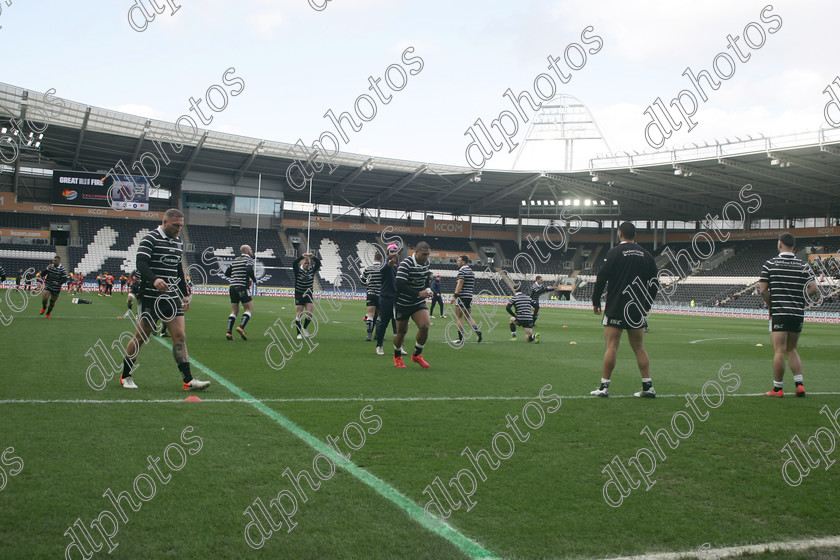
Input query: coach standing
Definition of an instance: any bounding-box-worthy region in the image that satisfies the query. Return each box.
[119,208,211,391]
[591,222,658,398]
[759,232,818,397]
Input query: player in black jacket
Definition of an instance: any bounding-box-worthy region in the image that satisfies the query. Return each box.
[590,222,658,398]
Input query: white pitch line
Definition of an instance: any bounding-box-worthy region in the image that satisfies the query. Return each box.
[602,535,840,560]
[3,392,840,405]
[688,337,732,344]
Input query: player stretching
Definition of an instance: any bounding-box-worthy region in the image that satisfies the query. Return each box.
[293,252,321,339]
[39,256,69,318]
[530,275,554,326]
[394,241,433,368]
[360,252,383,341]
[759,232,818,397]
[590,222,658,398]
[507,284,539,343]
[225,244,256,341]
[118,208,211,391]
[451,256,482,344]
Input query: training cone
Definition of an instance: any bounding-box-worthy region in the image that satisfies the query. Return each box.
[570,341,577,345]
[756,343,763,347]
[183,395,203,403]
[563,325,568,328]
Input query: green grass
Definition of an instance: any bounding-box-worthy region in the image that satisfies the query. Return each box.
[1,292,838,559]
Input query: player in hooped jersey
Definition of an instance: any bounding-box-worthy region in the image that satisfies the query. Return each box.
[360,252,383,341]
[759,232,818,397]
[39,256,69,318]
[118,208,211,391]
[507,284,539,343]
[393,241,433,368]
[451,256,482,344]
[225,244,256,341]
[293,252,321,339]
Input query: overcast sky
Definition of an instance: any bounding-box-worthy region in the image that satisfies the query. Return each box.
[2,0,838,172]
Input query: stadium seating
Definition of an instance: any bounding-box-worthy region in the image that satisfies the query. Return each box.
[70,216,159,277]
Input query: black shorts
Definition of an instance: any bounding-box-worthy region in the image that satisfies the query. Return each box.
[454,296,472,310]
[770,316,803,333]
[295,291,313,306]
[46,285,62,296]
[514,319,534,329]
[602,314,647,330]
[230,286,252,304]
[366,293,379,308]
[395,302,427,321]
[141,293,184,323]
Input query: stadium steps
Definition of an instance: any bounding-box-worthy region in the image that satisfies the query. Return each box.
[588,245,603,269]
[493,242,507,266]
[468,240,485,266]
[279,229,295,256]
[70,219,80,244]
[55,245,68,265]
[181,224,193,251]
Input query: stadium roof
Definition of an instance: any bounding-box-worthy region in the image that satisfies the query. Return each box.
[3,82,840,223]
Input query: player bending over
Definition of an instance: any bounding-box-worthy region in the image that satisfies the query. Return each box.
[507,284,539,343]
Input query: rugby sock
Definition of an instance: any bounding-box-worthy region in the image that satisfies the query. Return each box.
[303,317,311,329]
[178,362,193,383]
[600,377,611,391]
[794,374,803,387]
[366,319,374,334]
[295,319,302,335]
[47,300,56,314]
[394,345,401,359]
[127,299,133,311]
[509,323,517,336]
[458,330,464,341]
[122,357,134,380]
[241,312,251,329]
[642,377,653,391]
[227,314,236,333]
[773,381,784,391]
[413,343,424,357]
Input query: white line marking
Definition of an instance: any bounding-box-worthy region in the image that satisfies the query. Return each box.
[3,392,840,405]
[602,535,840,560]
[688,337,732,344]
